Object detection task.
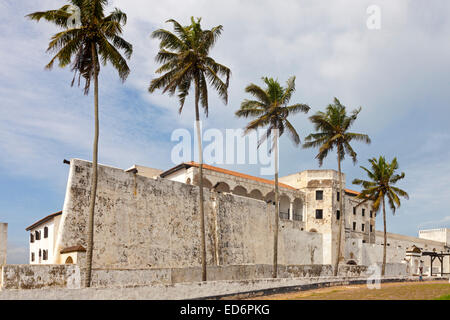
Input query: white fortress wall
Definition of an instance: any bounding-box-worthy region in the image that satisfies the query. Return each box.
[53,159,324,269]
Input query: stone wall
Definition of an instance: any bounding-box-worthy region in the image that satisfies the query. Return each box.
[1,263,372,290]
[0,223,6,266]
[54,159,324,269]
[1,265,81,290]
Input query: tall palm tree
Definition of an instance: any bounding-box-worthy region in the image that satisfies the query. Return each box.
[149,17,230,282]
[352,156,409,276]
[235,76,310,278]
[303,98,370,276]
[27,0,133,287]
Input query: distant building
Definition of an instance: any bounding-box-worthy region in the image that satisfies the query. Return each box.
[25,159,450,276]
[26,211,62,264]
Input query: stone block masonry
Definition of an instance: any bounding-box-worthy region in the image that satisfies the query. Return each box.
[53,159,324,269]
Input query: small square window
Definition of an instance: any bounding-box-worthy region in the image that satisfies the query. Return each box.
[316,190,323,200]
[315,209,323,219]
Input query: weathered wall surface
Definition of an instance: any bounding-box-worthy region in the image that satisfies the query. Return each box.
[1,264,372,290]
[54,159,324,270]
[1,265,81,290]
[0,223,6,266]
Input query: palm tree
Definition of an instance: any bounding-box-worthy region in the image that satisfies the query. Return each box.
[303,98,370,276]
[27,0,133,287]
[235,76,310,278]
[352,156,409,276]
[149,17,230,282]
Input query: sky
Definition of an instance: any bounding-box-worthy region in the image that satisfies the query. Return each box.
[1,0,450,263]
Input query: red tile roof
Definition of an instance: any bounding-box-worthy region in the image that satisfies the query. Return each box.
[60,245,86,254]
[25,211,62,231]
[344,189,361,196]
[161,162,296,190]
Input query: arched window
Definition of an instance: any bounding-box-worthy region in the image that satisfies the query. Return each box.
[65,256,74,264]
[44,227,48,238]
[35,231,40,241]
[39,249,42,257]
[43,250,48,261]
[30,234,34,243]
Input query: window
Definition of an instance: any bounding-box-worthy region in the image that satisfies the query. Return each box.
[39,249,41,258]
[31,253,35,262]
[43,250,48,261]
[361,223,365,232]
[44,227,48,238]
[316,190,323,200]
[362,209,365,217]
[353,222,356,231]
[337,191,340,201]
[370,224,373,232]
[370,211,373,218]
[336,210,340,220]
[30,234,34,243]
[315,209,323,219]
[35,231,40,241]
[353,207,356,215]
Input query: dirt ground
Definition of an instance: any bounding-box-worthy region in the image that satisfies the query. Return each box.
[249,280,450,300]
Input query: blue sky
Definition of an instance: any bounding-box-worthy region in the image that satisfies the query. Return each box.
[1,0,450,263]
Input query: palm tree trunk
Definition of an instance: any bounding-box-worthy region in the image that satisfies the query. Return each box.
[272,129,279,279]
[194,81,207,282]
[382,196,387,276]
[334,146,344,276]
[85,43,99,288]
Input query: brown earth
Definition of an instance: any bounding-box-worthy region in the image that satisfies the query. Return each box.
[248,280,450,300]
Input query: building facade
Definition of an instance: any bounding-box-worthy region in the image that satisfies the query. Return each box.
[25,159,450,276]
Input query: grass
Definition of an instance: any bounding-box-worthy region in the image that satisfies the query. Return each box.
[248,280,450,300]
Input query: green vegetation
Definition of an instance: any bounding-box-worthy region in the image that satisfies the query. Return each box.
[149,17,230,281]
[235,76,310,278]
[27,0,133,287]
[353,156,409,276]
[303,98,371,275]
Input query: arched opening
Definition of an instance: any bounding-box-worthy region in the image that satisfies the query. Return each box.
[186,178,191,185]
[215,182,230,193]
[202,178,213,189]
[44,227,48,238]
[309,228,317,233]
[292,198,303,221]
[279,195,290,220]
[248,189,264,200]
[65,256,74,264]
[346,259,357,265]
[232,186,247,197]
[264,191,275,205]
